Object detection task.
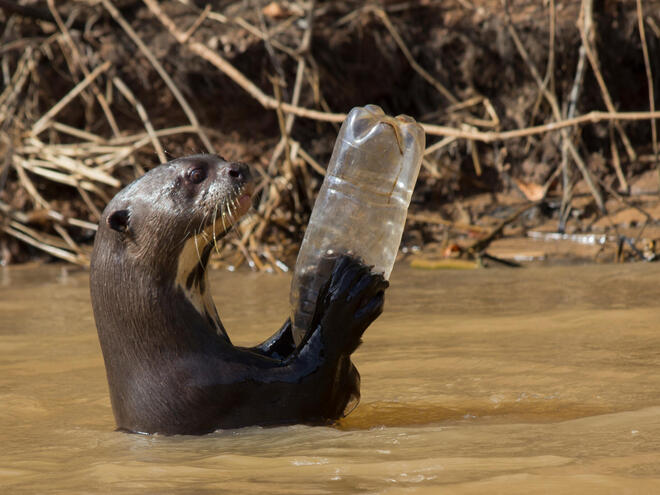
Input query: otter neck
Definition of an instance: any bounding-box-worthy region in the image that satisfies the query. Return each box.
[90,234,224,380]
[174,234,228,340]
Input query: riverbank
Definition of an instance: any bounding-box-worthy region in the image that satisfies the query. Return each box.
[1,1,659,268]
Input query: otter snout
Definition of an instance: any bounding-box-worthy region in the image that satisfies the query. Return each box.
[222,161,254,194]
[213,160,254,220]
[223,161,251,181]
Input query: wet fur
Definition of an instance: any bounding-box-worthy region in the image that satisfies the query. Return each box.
[90,154,387,435]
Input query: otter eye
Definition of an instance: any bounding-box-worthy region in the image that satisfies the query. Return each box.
[188,167,206,184]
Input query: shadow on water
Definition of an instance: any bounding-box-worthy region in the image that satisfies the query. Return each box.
[338,400,613,430]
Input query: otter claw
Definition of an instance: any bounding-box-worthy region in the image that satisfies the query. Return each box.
[355,290,385,320]
[330,259,365,301]
[316,255,388,357]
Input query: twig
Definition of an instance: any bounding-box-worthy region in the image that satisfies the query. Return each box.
[424,136,457,156]
[206,10,299,59]
[267,0,313,175]
[73,181,102,220]
[2,224,86,265]
[51,122,105,143]
[0,141,11,193]
[288,0,314,129]
[420,157,442,178]
[408,212,490,234]
[470,140,481,176]
[466,202,540,254]
[108,125,197,145]
[181,3,211,43]
[298,0,316,54]
[47,0,121,138]
[595,172,653,222]
[53,222,84,255]
[35,150,120,187]
[112,77,167,163]
[423,111,660,141]
[578,0,637,162]
[636,0,658,189]
[297,144,326,176]
[17,157,108,196]
[374,7,457,104]
[442,96,501,129]
[255,1,288,100]
[609,124,627,192]
[271,76,294,179]
[503,0,604,212]
[0,201,94,232]
[532,0,556,123]
[12,158,50,210]
[648,17,660,39]
[566,2,588,122]
[138,1,660,144]
[0,0,85,29]
[559,0,590,229]
[0,47,34,115]
[31,61,112,136]
[101,0,214,153]
[143,0,345,124]
[267,61,305,175]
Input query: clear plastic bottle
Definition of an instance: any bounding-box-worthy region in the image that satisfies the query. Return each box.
[290,104,425,345]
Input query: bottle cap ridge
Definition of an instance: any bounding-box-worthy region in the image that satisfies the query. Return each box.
[332,106,425,199]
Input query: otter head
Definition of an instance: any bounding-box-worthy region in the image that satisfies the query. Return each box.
[103,154,252,264]
[91,154,254,339]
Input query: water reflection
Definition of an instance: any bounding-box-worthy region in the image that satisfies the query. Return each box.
[2,262,660,493]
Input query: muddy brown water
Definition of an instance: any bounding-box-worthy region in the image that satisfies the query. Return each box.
[2,262,660,493]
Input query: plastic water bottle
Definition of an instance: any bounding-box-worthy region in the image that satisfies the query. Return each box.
[290,105,425,345]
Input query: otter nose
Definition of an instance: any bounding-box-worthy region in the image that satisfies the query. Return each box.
[224,162,252,183]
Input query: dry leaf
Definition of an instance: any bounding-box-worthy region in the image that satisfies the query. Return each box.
[442,243,461,258]
[513,177,545,202]
[262,2,291,19]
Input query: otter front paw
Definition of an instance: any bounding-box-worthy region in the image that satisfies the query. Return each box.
[316,255,389,356]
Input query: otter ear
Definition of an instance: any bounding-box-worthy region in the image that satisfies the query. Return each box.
[107,209,130,233]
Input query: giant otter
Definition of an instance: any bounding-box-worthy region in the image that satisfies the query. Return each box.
[90,154,387,435]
